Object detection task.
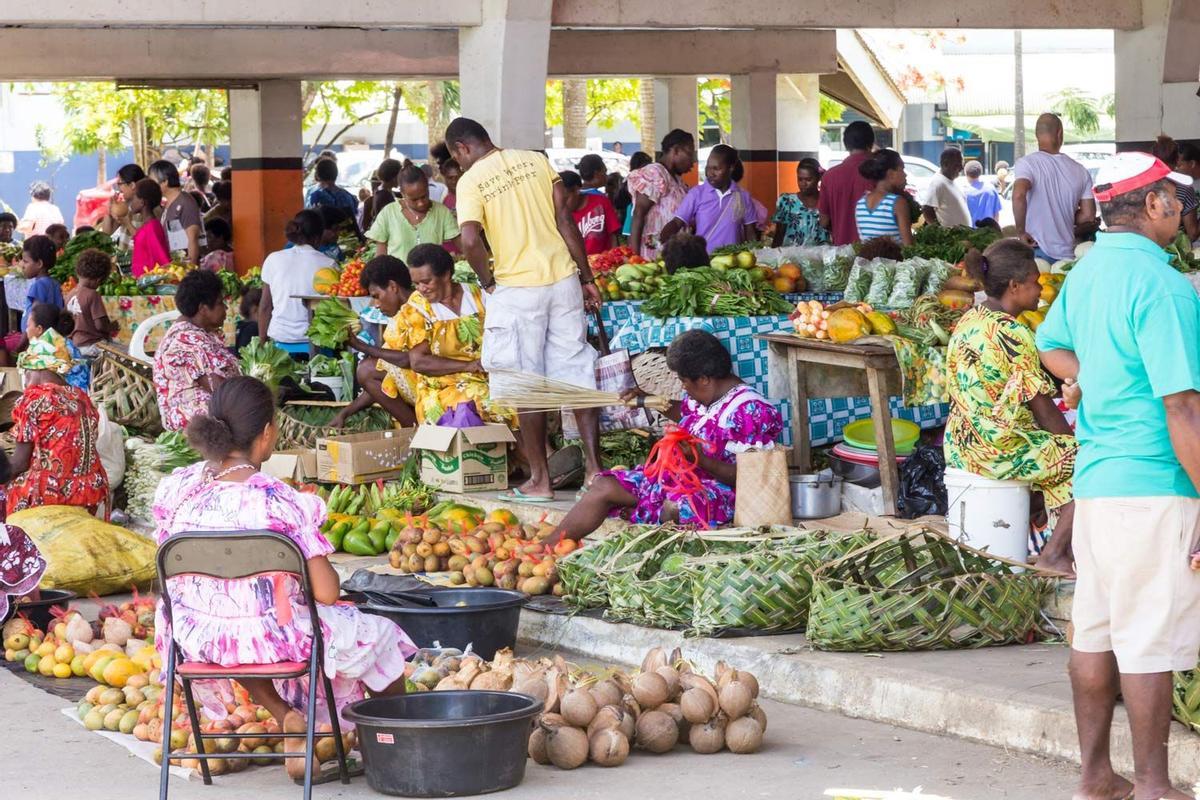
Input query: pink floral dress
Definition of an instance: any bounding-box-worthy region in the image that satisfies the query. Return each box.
[0,524,46,622]
[605,384,783,526]
[152,319,241,432]
[152,463,416,725]
[626,162,689,260]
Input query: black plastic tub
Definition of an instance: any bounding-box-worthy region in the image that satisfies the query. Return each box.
[2,589,77,630]
[344,690,542,797]
[346,588,526,660]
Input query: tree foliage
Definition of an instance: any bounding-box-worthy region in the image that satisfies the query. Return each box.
[1050,88,1101,136]
[697,78,732,141]
[546,79,641,130]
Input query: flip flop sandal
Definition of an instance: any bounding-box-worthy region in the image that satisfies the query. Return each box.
[499,488,555,503]
[548,445,584,490]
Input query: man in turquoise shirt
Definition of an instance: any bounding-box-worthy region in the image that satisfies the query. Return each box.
[1037,152,1200,800]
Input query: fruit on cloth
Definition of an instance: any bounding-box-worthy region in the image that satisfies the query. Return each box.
[827,308,872,343]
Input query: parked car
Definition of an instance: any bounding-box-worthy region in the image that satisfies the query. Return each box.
[545,149,631,178]
[822,153,940,199]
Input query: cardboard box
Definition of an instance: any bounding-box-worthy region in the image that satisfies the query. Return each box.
[410,424,516,493]
[316,429,414,484]
[262,449,319,483]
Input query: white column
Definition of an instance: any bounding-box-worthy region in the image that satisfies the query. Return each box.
[458,0,552,149]
[1115,0,1200,147]
[776,74,822,194]
[731,71,778,211]
[653,77,698,153]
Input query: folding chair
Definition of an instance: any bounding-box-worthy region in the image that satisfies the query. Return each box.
[156,530,351,800]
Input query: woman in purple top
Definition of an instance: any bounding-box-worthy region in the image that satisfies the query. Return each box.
[659,145,759,253]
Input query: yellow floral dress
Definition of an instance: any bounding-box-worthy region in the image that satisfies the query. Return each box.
[398,284,515,425]
[944,306,1077,509]
[375,311,419,406]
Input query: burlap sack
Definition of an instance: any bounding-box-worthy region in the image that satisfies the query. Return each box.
[733,448,792,527]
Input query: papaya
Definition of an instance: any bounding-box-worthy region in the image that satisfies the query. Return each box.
[827,308,872,343]
[368,521,390,553]
[312,267,341,295]
[342,531,377,557]
[937,289,975,309]
[865,311,896,336]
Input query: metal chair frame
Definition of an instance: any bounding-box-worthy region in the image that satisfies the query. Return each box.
[155,530,350,800]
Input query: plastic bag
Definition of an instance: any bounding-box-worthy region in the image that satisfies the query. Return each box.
[922,259,953,295]
[436,401,485,428]
[8,505,157,596]
[842,258,875,304]
[821,255,855,293]
[896,445,947,519]
[865,262,897,307]
[887,260,929,308]
[798,256,827,292]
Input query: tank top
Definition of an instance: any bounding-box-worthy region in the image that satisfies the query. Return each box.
[855,193,901,241]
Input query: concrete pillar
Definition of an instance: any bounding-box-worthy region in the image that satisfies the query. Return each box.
[458,0,552,149]
[731,71,778,214]
[775,74,822,196]
[653,77,700,185]
[228,80,303,272]
[1115,0,1200,149]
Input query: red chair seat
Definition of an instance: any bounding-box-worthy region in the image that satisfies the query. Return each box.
[178,661,308,677]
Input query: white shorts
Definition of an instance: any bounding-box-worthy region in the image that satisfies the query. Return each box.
[1071,496,1200,673]
[482,275,597,390]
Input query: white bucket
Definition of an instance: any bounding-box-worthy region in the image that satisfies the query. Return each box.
[944,467,1031,565]
[311,375,345,402]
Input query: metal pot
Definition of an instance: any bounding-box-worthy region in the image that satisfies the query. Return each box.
[789,471,843,519]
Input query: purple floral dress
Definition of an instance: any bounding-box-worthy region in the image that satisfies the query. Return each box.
[0,524,46,622]
[152,463,416,726]
[605,384,783,526]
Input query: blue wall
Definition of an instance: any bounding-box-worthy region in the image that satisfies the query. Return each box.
[902,141,945,164]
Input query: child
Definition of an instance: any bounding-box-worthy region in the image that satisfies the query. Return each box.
[28,302,88,390]
[130,178,170,278]
[0,212,16,244]
[65,248,118,357]
[235,286,261,353]
[0,236,63,366]
[661,233,710,274]
[199,218,234,273]
[560,170,619,255]
[44,224,70,253]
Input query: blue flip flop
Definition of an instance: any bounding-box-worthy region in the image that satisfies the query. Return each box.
[500,488,555,503]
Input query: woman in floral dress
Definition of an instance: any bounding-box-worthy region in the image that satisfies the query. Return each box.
[399,244,513,425]
[944,239,1077,575]
[153,270,240,432]
[552,330,783,542]
[7,329,108,516]
[0,452,47,619]
[627,129,696,260]
[771,159,830,247]
[153,377,415,780]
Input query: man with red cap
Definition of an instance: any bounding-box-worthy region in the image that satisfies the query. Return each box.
[1038,151,1200,800]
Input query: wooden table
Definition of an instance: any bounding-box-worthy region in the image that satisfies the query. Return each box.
[759,333,904,515]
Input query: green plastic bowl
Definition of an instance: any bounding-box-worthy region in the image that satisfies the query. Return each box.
[841,418,921,455]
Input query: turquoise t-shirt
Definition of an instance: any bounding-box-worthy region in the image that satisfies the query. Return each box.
[1036,231,1200,498]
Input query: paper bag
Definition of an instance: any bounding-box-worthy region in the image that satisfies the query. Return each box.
[733,448,792,527]
[562,349,650,439]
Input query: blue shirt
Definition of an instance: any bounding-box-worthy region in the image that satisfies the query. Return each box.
[963,179,1002,225]
[1036,231,1200,498]
[305,185,359,216]
[23,275,63,330]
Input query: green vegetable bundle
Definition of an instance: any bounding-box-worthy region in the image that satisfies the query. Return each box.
[452,260,479,285]
[240,337,297,394]
[901,225,999,263]
[55,231,117,282]
[306,299,360,349]
[215,269,243,299]
[154,431,202,470]
[1167,232,1200,273]
[642,267,793,318]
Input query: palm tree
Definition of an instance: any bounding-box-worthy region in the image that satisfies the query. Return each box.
[639,79,656,155]
[1014,31,1025,159]
[563,79,588,149]
[1051,88,1101,136]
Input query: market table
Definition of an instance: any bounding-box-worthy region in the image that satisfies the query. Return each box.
[759,333,907,515]
[101,295,236,350]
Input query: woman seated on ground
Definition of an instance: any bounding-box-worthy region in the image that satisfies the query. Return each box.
[153,270,241,432]
[0,453,46,614]
[944,239,1077,575]
[153,377,416,781]
[551,330,783,543]
[329,256,418,429]
[398,244,513,425]
[7,326,108,517]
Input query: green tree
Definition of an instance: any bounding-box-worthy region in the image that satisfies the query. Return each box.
[820,95,847,125]
[300,80,399,169]
[1051,88,1101,136]
[546,79,642,132]
[697,78,731,142]
[400,80,461,150]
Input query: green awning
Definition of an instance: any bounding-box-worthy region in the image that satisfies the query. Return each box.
[944,114,1114,144]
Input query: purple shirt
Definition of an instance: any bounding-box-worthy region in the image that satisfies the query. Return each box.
[673,182,759,252]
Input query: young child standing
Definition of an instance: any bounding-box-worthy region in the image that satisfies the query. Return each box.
[130,178,170,278]
[0,235,63,366]
[199,218,234,273]
[65,248,118,358]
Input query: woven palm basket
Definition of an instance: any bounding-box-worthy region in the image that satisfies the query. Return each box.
[606,528,707,627]
[89,343,161,436]
[558,525,677,610]
[631,351,682,400]
[807,527,1054,652]
[275,401,396,451]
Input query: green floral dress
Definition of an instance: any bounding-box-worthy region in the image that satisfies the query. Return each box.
[944,306,1077,509]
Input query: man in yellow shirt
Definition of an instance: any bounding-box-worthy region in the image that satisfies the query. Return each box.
[446,117,603,501]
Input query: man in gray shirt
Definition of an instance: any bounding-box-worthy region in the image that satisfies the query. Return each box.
[1012,113,1098,262]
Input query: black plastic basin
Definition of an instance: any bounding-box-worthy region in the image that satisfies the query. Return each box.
[347,588,526,661]
[344,690,542,797]
[2,589,77,630]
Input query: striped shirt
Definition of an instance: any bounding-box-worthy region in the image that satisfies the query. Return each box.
[855,193,901,241]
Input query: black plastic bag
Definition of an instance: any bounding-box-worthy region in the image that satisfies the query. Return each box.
[897,445,947,519]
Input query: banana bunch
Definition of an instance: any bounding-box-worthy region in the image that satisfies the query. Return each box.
[307,299,361,349]
[325,483,384,517]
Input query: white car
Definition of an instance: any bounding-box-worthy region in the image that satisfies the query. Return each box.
[545,148,631,178]
[822,153,940,198]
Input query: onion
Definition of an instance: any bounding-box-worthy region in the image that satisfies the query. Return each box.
[588,728,629,767]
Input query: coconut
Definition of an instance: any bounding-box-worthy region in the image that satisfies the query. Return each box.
[632,671,669,709]
[470,670,512,691]
[737,671,760,699]
[658,701,689,740]
[587,705,634,741]
[748,703,768,733]
[590,678,623,709]
[719,680,753,720]
[544,723,588,770]
[680,687,716,724]
[560,688,599,728]
[726,716,764,754]
[588,728,629,767]
[512,671,550,705]
[688,716,727,754]
[641,646,667,674]
[634,710,678,754]
[679,672,720,710]
[545,668,568,714]
[528,726,550,765]
[655,665,681,700]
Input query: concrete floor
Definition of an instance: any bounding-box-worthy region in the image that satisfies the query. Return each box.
[0,664,1078,799]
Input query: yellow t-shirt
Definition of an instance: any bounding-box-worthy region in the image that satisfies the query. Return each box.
[454,149,577,288]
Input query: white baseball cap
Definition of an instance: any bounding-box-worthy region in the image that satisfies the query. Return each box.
[1093,152,1191,202]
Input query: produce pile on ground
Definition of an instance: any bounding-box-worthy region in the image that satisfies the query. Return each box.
[409,646,766,765]
[386,506,576,595]
[278,402,395,434]
[123,432,203,522]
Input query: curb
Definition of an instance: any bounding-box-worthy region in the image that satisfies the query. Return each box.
[518,609,1200,787]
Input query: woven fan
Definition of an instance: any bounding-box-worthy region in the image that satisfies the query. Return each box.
[488,369,672,413]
